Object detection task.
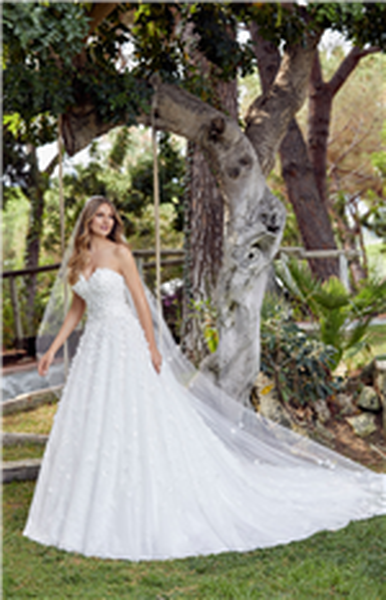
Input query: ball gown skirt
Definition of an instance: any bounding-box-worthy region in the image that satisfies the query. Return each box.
[23,268,386,561]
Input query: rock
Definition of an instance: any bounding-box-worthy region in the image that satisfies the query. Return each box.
[2,386,61,416]
[356,386,381,412]
[313,399,331,424]
[2,459,41,483]
[334,393,356,416]
[375,370,386,432]
[360,359,377,385]
[376,370,386,398]
[2,432,48,447]
[254,372,275,398]
[346,413,377,438]
[375,358,386,374]
[313,420,335,442]
[254,373,293,429]
[258,393,292,429]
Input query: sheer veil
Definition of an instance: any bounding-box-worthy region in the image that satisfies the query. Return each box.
[36,201,386,512]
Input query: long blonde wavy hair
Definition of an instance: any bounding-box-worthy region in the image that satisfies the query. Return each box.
[67,196,127,285]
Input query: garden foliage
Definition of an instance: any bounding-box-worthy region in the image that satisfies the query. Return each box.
[276,258,386,369]
[260,295,339,406]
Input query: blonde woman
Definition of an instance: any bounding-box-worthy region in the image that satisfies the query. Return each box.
[24,196,386,561]
[38,196,162,378]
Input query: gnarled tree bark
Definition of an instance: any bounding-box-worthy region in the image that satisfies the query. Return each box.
[182,76,239,364]
[147,78,285,404]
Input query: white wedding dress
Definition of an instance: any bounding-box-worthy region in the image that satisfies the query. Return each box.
[24,268,386,561]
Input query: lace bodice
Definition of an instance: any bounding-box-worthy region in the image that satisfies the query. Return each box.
[72,268,131,321]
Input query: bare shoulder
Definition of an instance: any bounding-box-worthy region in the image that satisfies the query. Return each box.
[115,243,136,271]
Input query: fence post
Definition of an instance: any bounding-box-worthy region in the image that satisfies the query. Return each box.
[339,252,350,290]
[136,256,144,279]
[9,276,24,349]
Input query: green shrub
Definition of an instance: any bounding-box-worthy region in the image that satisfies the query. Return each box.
[260,295,340,406]
[276,258,386,369]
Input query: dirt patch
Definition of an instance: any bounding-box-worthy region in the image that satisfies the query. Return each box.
[323,418,386,472]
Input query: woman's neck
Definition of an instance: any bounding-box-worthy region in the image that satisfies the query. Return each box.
[90,235,112,252]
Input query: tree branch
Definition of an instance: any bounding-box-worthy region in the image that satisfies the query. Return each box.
[307,50,331,204]
[249,22,280,93]
[44,154,59,177]
[87,3,119,36]
[328,45,380,98]
[245,39,320,176]
[61,104,125,157]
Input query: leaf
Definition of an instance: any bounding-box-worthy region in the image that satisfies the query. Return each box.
[261,384,274,396]
[313,277,349,311]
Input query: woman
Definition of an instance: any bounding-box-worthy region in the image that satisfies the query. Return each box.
[37,197,162,378]
[24,196,386,561]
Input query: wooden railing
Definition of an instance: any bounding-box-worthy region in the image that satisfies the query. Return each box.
[2,247,357,351]
[2,249,185,351]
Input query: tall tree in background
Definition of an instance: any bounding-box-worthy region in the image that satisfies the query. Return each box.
[248,4,383,282]
[3,127,58,334]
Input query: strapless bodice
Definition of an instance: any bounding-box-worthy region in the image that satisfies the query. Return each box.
[72,268,131,320]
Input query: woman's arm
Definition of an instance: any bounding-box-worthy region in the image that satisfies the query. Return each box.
[118,246,162,373]
[38,292,86,376]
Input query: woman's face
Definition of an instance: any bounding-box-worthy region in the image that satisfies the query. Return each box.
[89,203,115,238]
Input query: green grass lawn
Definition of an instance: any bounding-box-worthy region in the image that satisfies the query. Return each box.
[2,442,45,462]
[3,480,386,599]
[3,325,386,599]
[2,402,58,435]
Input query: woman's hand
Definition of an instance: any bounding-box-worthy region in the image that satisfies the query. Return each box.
[38,350,55,377]
[150,345,162,374]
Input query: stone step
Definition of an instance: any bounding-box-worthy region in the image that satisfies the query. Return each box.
[2,386,61,416]
[2,432,48,446]
[2,459,41,483]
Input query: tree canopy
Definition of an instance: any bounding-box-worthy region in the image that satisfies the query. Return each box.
[4,2,386,152]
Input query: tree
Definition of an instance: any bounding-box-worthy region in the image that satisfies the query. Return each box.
[325,52,386,282]
[3,126,58,335]
[248,5,384,282]
[179,16,239,363]
[4,2,386,404]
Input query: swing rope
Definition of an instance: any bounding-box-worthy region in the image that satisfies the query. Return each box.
[151,94,163,345]
[58,115,69,378]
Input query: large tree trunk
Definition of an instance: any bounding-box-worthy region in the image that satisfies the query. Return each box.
[147,79,286,404]
[279,119,340,280]
[182,77,238,363]
[181,142,225,363]
[245,41,319,177]
[307,52,332,205]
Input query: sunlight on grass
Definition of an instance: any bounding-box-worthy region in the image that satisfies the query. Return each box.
[3,481,386,599]
[2,402,58,435]
[2,443,45,462]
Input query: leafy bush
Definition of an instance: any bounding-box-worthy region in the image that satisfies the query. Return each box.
[260,295,340,406]
[276,257,386,369]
